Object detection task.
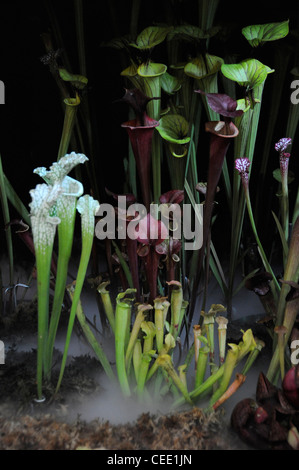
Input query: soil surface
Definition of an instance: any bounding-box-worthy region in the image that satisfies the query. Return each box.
[0,297,254,451]
[0,346,251,451]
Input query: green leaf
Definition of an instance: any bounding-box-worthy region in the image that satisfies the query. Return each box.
[236,98,251,113]
[161,72,182,94]
[272,210,289,260]
[58,68,88,89]
[129,26,173,50]
[3,174,31,225]
[120,63,138,77]
[167,24,220,42]
[101,35,132,50]
[184,54,223,79]
[137,62,167,78]
[221,59,274,90]
[273,168,294,184]
[242,20,289,47]
[156,114,190,145]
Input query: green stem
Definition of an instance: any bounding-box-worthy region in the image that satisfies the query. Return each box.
[67,284,115,381]
[0,155,14,286]
[55,230,93,394]
[173,365,224,408]
[267,299,299,383]
[35,244,53,400]
[241,339,264,376]
[137,351,154,400]
[125,304,152,369]
[292,186,299,226]
[55,196,99,394]
[157,354,193,405]
[138,62,166,203]
[209,345,239,406]
[114,289,136,397]
[133,339,142,383]
[45,203,76,379]
[154,298,168,353]
[97,282,115,333]
[244,186,280,296]
[111,240,134,288]
[169,281,183,340]
[57,96,81,160]
[275,216,299,331]
[195,347,209,388]
[281,173,289,250]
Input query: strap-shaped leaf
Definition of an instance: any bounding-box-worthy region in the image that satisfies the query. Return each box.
[156,114,190,144]
[221,59,274,89]
[129,26,172,50]
[242,20,289,47]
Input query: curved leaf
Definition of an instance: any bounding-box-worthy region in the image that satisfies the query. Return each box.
[121,63,138,77]
[242,20,289,47]
[168,24,220,42]
[221,59,274,89]
[161,71,182,94]
[100,35,132,50]
[137,62,167,78]
[184,54,223,79]
[195,90,243,117]
[129,26,173,50]
[273,168,294,184]
[156,114,190,144]
[58,68,88,90]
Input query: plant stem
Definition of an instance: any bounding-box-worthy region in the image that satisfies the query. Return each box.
[97,282,115,333]
[133,339,142,383]
[45,201,77,379]
[211,373,246,411]
[209,345,239,406]
[195,347,209,388]
[137,351,154,400]
[35,244,53,400]
[157,354,193,405]
[126,304,152,369]
[244,186,280,296]
[114,289,136,397]
[67,283,115,381]
[57,96,81,160]
[169,281,183,340]
[281,171,289,246]
[0,155,14,287]
[55,196,99,395]
[173,365,224,408]
[154,298,169,353]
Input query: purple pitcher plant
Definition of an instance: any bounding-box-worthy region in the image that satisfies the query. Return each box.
[119,88,160,211]
[189,91,242,322]
[136,213,168,304]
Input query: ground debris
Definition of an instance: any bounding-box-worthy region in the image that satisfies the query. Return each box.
[0,407,240,450]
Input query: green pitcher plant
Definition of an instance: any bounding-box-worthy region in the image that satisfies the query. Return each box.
[29,152,99,399]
